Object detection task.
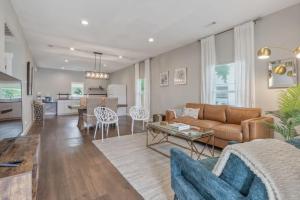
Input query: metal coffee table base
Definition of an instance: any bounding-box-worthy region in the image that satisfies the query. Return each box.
[146,129,215,160]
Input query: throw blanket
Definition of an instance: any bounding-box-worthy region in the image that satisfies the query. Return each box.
[212,139,300,200]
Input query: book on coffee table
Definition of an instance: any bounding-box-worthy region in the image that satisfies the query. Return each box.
[169,123,190,131]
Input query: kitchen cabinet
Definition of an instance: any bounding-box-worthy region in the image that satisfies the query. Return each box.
[57,99,80,115]
[44,102,57,115]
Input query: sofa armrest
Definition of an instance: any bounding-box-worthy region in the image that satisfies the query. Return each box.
[171,148,245,200]
[241,117,274,142]
[166,110,176,122]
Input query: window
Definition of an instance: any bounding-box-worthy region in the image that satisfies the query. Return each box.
[71,82,84,97]
[137,79,145,106]
[215,63,236,105]
[0,83,21,100]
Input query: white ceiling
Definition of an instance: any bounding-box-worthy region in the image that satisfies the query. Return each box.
[10,0,300,73]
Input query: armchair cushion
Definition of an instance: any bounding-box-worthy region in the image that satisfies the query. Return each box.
[171,148,245,200]
[171,148,268,200]
[288,138,300,149]
[246,176,269,200]
[219,154,255,195]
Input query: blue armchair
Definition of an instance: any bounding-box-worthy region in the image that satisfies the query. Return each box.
[288,138,300,149]
[170,148,268,200]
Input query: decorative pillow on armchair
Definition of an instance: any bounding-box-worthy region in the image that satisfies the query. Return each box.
[182,108,200,119]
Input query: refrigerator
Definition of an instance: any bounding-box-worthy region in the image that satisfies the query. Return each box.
[107,84,127,116]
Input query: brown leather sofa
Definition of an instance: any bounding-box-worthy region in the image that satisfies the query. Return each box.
[166,103,274,148]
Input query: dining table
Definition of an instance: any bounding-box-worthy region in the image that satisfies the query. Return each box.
[68,104,128,130]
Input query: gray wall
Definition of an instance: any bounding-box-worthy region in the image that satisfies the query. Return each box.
[255,4,300,111]
[0,0,36,134]
[35,68,108,98]
[150,42,201,114]
[109,4,300,114]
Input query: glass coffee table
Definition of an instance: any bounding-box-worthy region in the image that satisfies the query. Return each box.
[147,122,215,159]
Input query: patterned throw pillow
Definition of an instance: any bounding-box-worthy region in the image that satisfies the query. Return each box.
[168,108,184,118]
[182,108,199,119]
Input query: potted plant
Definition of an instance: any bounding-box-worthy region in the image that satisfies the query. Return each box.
[267,85,300,141]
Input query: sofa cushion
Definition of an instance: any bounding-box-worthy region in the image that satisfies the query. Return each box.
[204,104,228,123]
[173,116,198,125]
[212,124,243,142]
[172,117,222,129]
[190,120,223,129]
[226,107,261,125]
[186,103,205,119]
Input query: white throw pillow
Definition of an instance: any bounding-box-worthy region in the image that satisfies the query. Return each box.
[182,108,199,119]
[167,108,184,118]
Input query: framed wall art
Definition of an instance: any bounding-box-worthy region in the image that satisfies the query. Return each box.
[174,68,187,85]
[160,71,169,87]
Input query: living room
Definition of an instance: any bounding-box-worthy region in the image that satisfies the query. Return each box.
[0,0,300,200]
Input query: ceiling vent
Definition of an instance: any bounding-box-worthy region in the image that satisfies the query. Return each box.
[4,23,14,37]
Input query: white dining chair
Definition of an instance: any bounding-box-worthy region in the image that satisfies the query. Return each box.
[94,107,120,141]
[129,106,149,135]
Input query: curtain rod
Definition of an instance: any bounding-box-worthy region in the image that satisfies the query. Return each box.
[198,17,262,41]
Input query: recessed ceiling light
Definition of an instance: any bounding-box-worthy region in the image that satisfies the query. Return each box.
[62,67,65,69]
[118,55,123,59]
[64,59,69,63]
[148,37,154,43]
[70,47,75,51]
[81,19,89,26]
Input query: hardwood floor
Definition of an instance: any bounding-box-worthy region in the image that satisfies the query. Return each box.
[29,115,144,200]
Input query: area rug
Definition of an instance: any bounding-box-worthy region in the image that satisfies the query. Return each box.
[93,133,219,200]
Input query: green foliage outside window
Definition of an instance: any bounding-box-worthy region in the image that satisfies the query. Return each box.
[73,87,83,95]
[140,79,144,95]
[71,83,84,97]
[215,65,230,83]
[0,87,21,99]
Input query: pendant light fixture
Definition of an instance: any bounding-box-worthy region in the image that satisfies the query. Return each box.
[85,52,109,79]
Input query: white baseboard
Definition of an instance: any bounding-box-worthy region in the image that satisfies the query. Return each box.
[21,120,33,136]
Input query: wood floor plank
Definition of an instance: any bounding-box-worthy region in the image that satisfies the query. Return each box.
[29,115,144,200]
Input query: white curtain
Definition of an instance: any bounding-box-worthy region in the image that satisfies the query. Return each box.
[144,59,151,113]
[134,63,141,107]
[234,21,255,107]
[200,35,216,104]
